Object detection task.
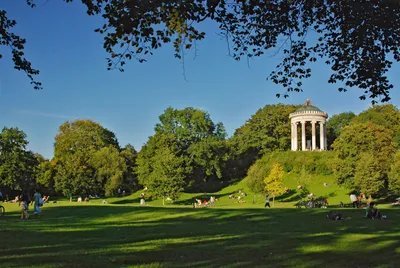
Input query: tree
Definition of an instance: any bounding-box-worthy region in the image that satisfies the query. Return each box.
[0,7,42,90]
[231,104,299,175]
[54,120,119,158]
[326,112,356,149]
[53,120,120,196]
[264,163,286,207]
[4,1,400,103]
[36,158,57,194]
[233,104,299,155]
[0,127,38,191]
[188,137,229,179]
[54,152,97,197]
[354,153,387,198]
[90,146,127,196]
[136,133,189,203]
[351,104,400,146]
[151,107,228,189]
[332,122,397,193]
[155,107,226,150]
[388,152,400,196]
[120,144,139,192]
[247,159,269,204]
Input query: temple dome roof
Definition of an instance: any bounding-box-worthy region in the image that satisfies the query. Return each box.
[294,99,323,113]
[289,99,328,119]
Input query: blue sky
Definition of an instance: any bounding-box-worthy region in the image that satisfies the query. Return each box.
[1,1,400,159]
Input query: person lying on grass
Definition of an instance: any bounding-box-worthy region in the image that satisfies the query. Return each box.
[326,211,344,220]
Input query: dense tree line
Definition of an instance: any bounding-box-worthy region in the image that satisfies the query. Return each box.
[1,103,400,200]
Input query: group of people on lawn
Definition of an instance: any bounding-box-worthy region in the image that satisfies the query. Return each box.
[195,196,216,208]
[18,190,48,219]
[0,188,49,219]
[348,193,387,219]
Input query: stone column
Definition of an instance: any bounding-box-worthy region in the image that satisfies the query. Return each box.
[319,122,325,150]
[294,122,298,151]
[291,123,294,151]
[311,121,316,151]
[301,121,306,151]
[324,123,327,150]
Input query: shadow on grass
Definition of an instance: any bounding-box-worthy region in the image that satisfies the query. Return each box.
[277,189,298,201]
[173,191,238,206]
[111,196,154,205]
[0,205,399,268]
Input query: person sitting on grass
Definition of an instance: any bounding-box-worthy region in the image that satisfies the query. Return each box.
[195,199,202,208]
[365,202,385,219]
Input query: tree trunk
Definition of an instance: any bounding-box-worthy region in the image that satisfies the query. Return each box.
[252,194,256,204]
[273,195,275,208]
[163,196,165,206]
[70,196,72,203]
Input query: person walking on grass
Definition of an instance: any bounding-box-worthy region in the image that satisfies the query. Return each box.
[19,193,30,219]
[33,189,42,216]
[265,195,271,208]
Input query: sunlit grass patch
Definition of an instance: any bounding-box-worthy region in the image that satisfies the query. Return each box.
[1,196,399,267]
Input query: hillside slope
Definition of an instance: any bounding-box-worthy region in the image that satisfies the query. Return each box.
[107,172,349,208]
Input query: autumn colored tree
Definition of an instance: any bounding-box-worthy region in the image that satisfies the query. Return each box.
[264,163,286,207]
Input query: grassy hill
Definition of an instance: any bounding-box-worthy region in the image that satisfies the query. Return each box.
[102,171,349,209]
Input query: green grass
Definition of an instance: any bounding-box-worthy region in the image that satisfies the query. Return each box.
[107,172,351,208]
[1,176,398,268]
[1,199,399,268]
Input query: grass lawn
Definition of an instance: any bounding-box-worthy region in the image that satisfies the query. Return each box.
[1,200,399,268]
[109,174,351,209]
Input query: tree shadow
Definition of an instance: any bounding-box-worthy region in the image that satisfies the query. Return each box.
[111,196,154,205]
[277,189,298,201]
[173,191,238,206]
[0,205,399,268]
